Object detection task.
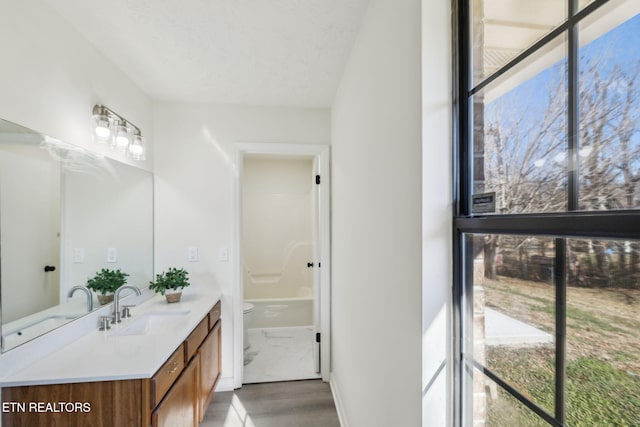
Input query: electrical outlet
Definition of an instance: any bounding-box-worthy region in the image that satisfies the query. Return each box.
[73,248,85,263]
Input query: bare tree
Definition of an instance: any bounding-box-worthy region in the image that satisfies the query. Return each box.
[579,60,640,211]
[481,51,640,285]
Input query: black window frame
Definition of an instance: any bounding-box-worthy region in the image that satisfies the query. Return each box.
[452,0,640,425]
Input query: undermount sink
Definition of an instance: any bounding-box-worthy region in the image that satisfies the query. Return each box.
[3,314,84,350]
[111,310,191,336]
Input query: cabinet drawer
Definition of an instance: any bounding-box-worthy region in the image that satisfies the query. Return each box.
[185,316,208,362]
[208,301,221,330]
[151,344,185,407]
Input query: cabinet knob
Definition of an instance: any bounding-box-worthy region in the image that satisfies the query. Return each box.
[167,361,180,375]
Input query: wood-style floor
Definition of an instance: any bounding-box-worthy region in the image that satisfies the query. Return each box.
[201,379,341,427]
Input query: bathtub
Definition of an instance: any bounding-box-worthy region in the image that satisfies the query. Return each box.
[245,297,313,328]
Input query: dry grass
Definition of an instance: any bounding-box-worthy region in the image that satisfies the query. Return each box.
[479,276,640,425]
[483,276,640,374]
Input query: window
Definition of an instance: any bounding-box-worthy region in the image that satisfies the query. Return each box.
[455,1,640,425]
[474,41,569,214]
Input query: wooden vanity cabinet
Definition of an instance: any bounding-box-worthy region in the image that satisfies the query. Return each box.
[1,379,144,427]
[198,319,221,421]
[208,301,221,327]
[152,303,221,427]
[152,353,199,427]
[1,300,222,427]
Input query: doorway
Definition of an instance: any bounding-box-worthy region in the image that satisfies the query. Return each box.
[234,143,330,387]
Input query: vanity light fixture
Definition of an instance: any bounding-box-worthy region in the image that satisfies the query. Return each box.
[92,104,145,161]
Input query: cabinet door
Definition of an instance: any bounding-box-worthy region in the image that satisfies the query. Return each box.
[198,320,221,421]
[2,380,143,427]
[152,354,198,427]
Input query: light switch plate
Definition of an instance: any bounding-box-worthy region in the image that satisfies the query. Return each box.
[107,247,117,263]
[188,246,199,262]
[218,247,229,262]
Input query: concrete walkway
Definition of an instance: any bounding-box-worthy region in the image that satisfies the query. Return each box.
[485,308,553,346]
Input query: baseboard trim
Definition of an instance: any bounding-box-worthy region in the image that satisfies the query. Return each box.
[329,374,348,427]
[215,376,235,392]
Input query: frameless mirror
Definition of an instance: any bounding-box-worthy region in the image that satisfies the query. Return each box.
[0,118,153,352]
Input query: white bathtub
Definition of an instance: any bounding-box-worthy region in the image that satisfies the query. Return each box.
[245,297,313,328]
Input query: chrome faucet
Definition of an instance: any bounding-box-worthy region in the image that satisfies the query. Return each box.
[67,285,93,313]
[112,285,142,324]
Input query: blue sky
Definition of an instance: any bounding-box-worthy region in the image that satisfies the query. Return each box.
[484,12,640,168]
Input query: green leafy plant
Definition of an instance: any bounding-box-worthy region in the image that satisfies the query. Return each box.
[86,268,129,295]
[149,268,190,295]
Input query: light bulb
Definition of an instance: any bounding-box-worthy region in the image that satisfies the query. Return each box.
[113,121,130,151]
[95,124,111,139]
[129,131,145,160]
[116,134,129,147]
[93,106,112,142]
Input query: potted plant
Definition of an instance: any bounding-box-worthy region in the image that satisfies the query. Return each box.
[87,268,129,305]
[149,267,191,303]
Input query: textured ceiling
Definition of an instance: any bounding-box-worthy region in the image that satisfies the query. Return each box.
[45,0,369,107]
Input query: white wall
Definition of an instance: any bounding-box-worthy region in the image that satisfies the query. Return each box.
[0,1,153,171]
[422,0,453,425]
[153,102,330,387]
[330,0,424,425]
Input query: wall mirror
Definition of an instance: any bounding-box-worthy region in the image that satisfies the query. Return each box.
[0,117,153,352]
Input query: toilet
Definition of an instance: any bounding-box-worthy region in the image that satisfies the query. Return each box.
[243,302,255,350]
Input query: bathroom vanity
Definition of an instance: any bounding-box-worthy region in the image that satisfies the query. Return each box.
[1,295,221,427]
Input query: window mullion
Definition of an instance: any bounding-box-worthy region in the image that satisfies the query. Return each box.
[555,238,568,424]
[568,0,580,211]
[456,0,472,217]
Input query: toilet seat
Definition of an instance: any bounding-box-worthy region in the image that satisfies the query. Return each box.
[243,302,255,351]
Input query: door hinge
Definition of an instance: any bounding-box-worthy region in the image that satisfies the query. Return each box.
[315,175,321,185]
[316,332,321,343]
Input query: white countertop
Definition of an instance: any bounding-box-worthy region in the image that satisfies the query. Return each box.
[0,292,221,387]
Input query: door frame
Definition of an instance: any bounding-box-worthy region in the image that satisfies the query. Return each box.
[233,142,331,388]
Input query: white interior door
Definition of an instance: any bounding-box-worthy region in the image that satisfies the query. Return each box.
[0,148,60,324]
